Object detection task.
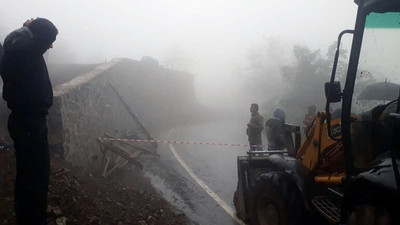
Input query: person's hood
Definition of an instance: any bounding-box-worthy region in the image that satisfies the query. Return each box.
[3,27,34,51]
[4,25,55,55]
[272,107,285,123]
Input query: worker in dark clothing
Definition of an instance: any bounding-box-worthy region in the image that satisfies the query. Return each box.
[247,103,264,151]
[0,18,58,225]
[265,108,286,150]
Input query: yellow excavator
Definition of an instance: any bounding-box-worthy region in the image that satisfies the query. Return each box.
[234,1,400,224]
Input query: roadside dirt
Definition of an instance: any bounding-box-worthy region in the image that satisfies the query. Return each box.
[0,147,194,225]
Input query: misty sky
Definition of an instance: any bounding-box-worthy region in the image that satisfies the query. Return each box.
[1,0,358,109]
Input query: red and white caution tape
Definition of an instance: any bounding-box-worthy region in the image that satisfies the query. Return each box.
[99,137,265,148]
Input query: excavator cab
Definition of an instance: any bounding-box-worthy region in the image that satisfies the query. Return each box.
[324,0,400,224]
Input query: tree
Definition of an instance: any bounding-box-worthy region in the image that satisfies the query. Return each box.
[277,42,348,124]
[240,39,354,124]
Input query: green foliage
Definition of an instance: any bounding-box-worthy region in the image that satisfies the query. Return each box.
[277,42,348,124]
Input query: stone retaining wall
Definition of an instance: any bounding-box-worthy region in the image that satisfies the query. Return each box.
[48,59,138,170]
[1,58,199,171]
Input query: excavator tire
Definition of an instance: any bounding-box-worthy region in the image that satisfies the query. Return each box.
[249,171,306,225]
[250,180,288,225]
[234,189,250,222]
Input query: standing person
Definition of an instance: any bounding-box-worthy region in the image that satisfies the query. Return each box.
[1,18,58,225]
[247,103,264,151]
[265,107,286,150]
[302,105,317,134]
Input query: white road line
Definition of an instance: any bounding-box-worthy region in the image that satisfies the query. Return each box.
[169,144,246,225]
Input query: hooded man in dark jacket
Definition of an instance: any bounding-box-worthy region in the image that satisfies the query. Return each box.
[0,18,58,225]
[265,107,286,150]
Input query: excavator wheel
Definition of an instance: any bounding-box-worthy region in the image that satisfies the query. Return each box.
[250,181,288,225]
[250,171,306,225]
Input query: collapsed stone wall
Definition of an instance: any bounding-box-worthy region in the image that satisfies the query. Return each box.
[48,59,138,170]
[1,58,200,171]
[108,58,201,134]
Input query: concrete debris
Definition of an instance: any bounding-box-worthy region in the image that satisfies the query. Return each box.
[52,207,62,216]
[55,217,67,225]
[46,205,62,216]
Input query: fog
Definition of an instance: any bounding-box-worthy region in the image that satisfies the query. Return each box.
[1,0,358,119]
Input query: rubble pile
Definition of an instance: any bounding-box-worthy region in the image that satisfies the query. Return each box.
[0,149,192,225]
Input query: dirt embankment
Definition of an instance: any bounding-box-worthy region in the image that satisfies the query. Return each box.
[0,148,194,225]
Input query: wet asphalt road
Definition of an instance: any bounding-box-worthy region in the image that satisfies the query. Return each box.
[141,120,252,225]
